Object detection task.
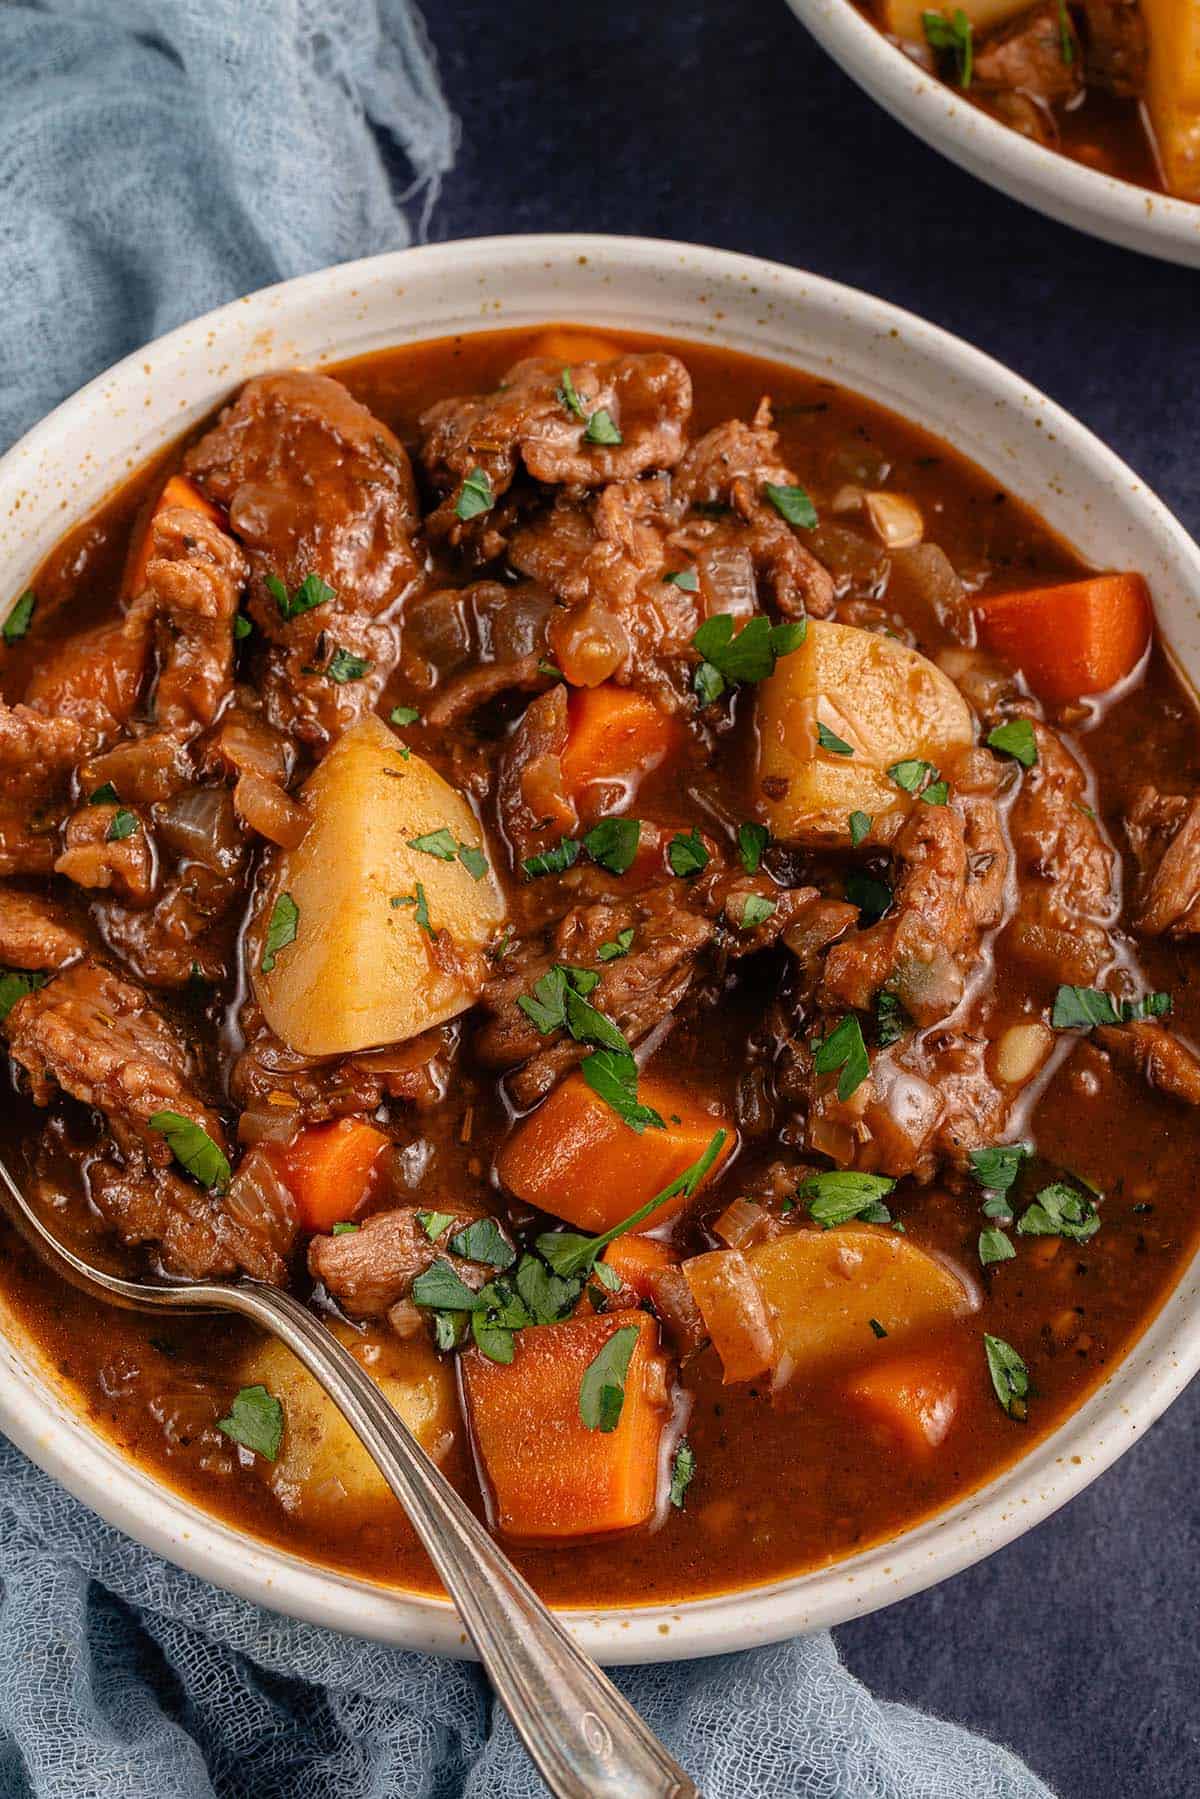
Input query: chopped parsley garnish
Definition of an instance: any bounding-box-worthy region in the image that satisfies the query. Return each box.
[455,467,494,521]
[0,970,46,1024]
[147,1110,230,1192]
[583,816,641,875]
[887,758,942,798]
[564,984,630,1054]
[581,1048,666,1134]
[923,7,974,87]
[411,882,435,937]
[88,782,119,806]
[763,482,818,530]
[986,718,1038,768]
[557,367,586,420]
[408,828,489,880]
[984,1333,1029,1421]
[261,892,299,974]
[875,990,908,1048]
[848,810,872,847]
[579,1326,639,1431]
[449,1217,516,1270]
[869,1318,888,1339]
[691,612,805,700]
[737,821,769,874]
[266,571,335,622]
[1017,1181,1101,1243]
[846,870,891,924]
[667,828,709,878]
[1123,991,1173,1022]
[3,590,36,645]
[522,836,581,879]
[797,1170,896,1230]
[1056,0,1074,63]
[417,1210,455,1242]
[740,894,776,930]
[584,407,622,447]
[234,614,253,640]
[325,647,371,684]
[969,1143,1030,1194]
[922,780,949,806]
[411,1260,486,1312]
[517,966,573,1035]
[978,1226,1016,1267]
[597,927,635,962]
[816,721,854,757]
[812,1012,870,1101]
[538,1130,726,1280]
[217,1385,284,1461]
[1052,984,1173,1028]
[669,1440,696,1508]
[331,1222,359,1236]
[106,808,139,843]
[516,1256,581,1326]
[663,566,700,592]
[390,704,421,727]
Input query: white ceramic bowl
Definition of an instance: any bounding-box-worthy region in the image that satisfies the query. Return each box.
[786,0,1200,267]
[3,234,1200,1663]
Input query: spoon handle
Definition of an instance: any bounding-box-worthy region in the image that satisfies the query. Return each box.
[221,1282,700,1799]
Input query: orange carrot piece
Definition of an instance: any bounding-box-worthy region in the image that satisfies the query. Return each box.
[527,327,624,365]
[283,1118,389,1234]
[602,1233,675,1299]
[462,1310,667,1539]
[559,685,677,809]
[844,1351,960,1453]
[124,475,223,598]
[496,1071,733,1234]
[975,573,1151,704]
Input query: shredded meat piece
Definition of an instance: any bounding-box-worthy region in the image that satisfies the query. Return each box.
[23,614,151,740]
[80,732,194,807]
[697,869,821,955]
[1006,723,1117,985]
[975,2,1082,103]
[495,685,578,866]
[186,372,420,747]
[0,888,87,970]
[1081,0,1146,94]
[1095,1022,1200,1106]
[0,704,95,802]
[309,1203,489,1316]
[419,352,693,539]
[233,1011,457,1122]
[131,505,247,731]
[475,887,714,1106]
[1125,785,1200,936]
[55,804,156,906]
[425,654,549,729]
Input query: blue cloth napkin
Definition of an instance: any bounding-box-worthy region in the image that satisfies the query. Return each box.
[0,5,1054,1793]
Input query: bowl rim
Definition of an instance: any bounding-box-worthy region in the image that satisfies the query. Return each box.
[3,230,1200,1663]
[785,0,1200,267]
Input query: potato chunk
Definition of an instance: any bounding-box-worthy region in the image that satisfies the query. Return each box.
[253,715,506,1056]
[873,0,1028,41]
[755,619,973,845]
[240,1325,458,1525]
[1143,0,1200,200]
[747,1224,976,1379]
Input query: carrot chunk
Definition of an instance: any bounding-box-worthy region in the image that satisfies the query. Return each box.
[123,475,223,598]
[601,1232,675,1299]
[496,1071,733,1234]
[283,1118,389,1234]
[975,573,1151,704]
[844,1351,960,1453]
[527,327,625,365]
[559,685,677,812]
[462,1310,668,1539]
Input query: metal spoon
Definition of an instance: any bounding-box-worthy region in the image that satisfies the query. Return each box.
[0,1155,699,1799]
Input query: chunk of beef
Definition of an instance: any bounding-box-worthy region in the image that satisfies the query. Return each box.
[1094,1022,1200,1106]
[55,804,156,906]
[1006,723,1117,985]
[1125,785,1200,936]
[0,888,86,970]
[697,869,821,956]
[419,352,692,536]
[309,1203,488,1316]
[0,701,111,876]
[425,654,549,730]
[80,732,195,807]
[233,1010,457,1123]
[975,2,1082,103]
[134,502,248,730]
[495,685,578,867]
[673,401,795,511]
[23,613,151,740]
[186,372,421,747]
[1081,0,1146,95]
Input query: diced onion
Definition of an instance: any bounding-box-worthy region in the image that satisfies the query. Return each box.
[712,1198,772,1250]
[865,491,924,549]
[683,1249,776,1383]
[993,1020,1053,1086]
[234,773,310,850]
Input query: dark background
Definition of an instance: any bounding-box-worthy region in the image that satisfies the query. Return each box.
[408,4,1200,1796]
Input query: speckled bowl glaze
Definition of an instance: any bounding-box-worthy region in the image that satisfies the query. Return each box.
[786,0,1200,267]
[2,235,1200,1662]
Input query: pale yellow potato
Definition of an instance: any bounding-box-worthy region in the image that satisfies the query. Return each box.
[874,0,1028,43]
[755,619,973,844]
[746,1224,976,1380]
[253,715,506,1056]
[240,1325,458,1525]
[1143,0,1200,201]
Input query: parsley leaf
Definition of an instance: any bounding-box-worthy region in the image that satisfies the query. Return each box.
[691,613,806,699]
[411,1260,487,1311]
[458,844,489,881]
[523,837,580,879]
[984,1332,1029,1421]
[2,590,36,645]
[848,809,872,847]
[979,1226,1016,1267]
[579,1325,640,1431]
[667,828,709,878]
[417,1210,455,1242]
[869,1318,888,1339]
[969,1143,1030,1193]
[737,821,769,874]
[106,808,139,843]
[986,718,1038,768]
[1122,992,1172,1022]
[88,782,119,806]
[1017,1181,1101,1243]
[922,780,949,807]
[331,1221,359,1235]
[0,969,46,1024]
[740,894,777,930]
[812,1013,871,1101]
[663,566,700,591]
[518,967,569,1035]
[449,1218,516,1270]
[558,367,586,420]
[234,614,252,640]
[390,704,421,727]
[597,927,635,962]
[564,985,629,1054]
[218,1385,284,1461]
[816,721,854,757]
[412,882,434,937]
[876,990,908,1047]
[408,828,457,861]
[147,1110,230,1192]
[763,482,818,529]
[516,1255,582,1325]
[887,758,940,796]
[580,1048,666,1134]
[584,816,641,875]
[584,407,622,446]
[797,1170,896,1229]
[325,647,371,684]
[261,892,299,974]
[267,571,335,622]
[923,6,974,86]
[455,467,494,521]
[537,1129,726,1279]
[1051,985,1120,1029]
[669,1440,696,1508]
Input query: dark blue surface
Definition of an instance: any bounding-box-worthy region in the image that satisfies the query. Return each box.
[412,5,1200,1795]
